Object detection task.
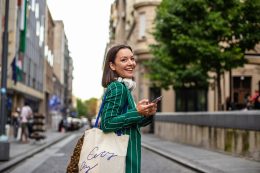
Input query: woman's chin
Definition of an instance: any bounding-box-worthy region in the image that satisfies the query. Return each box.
[124,76,134,79]
[121,74,134,79]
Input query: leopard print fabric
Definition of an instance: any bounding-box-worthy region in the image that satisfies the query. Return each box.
[66,134,84,173]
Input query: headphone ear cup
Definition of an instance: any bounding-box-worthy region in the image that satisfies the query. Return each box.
[117,77,123,82]
[122,78,136,91]
[123,79,131,88]
[131,81,136,91]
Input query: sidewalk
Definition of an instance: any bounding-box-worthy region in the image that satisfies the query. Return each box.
[0,129,70,172]
[142,134,260,173]
[1,130,259,173]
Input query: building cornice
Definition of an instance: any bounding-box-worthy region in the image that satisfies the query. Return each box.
[7,79,44,100]
[134,1,161,10]
[134,48,154,62]
[245,53,260,65]
[134,48,149,55]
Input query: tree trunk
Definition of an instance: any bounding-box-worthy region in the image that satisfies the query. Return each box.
[216,70,222,111]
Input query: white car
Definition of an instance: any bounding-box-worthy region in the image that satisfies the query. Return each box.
[91,118,99,127]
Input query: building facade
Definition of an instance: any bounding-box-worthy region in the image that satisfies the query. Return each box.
[107,0,162,113]
[63,36,74,116]
[43,6,55,128]
[0,0,74,133]
[53,21,65,85]
[107,0,260,113]
[6,0,46,116]
[53,21,65,107]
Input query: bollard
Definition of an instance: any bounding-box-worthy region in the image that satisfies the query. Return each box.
[0,139,10,161]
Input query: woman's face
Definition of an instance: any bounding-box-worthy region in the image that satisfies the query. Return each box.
[110,48,136,79]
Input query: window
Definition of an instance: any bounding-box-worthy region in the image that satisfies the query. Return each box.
[27,59,31,86]
[232,76,251,109]
[138,13,146,39]
[176,88,208,112]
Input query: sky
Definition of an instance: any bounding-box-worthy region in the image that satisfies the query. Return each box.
[47,0,114,100]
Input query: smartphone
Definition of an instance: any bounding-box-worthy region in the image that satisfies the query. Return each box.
[151,96,163,104]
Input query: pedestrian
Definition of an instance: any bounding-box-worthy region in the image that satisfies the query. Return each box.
[254,95,260,109]
[20,102,33,143]
[100,44,158,173]
[11,107,21,139]
[251,90,259,102]
[243,93,253,110]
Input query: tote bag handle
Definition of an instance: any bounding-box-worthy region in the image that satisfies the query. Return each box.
[94,94,107,128]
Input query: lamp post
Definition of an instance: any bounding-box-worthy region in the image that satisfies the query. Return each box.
[0,0,10,161]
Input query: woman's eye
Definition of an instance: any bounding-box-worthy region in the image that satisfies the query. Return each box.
[121,59,127,62]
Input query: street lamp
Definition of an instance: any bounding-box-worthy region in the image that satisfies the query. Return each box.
[0,0,10,161]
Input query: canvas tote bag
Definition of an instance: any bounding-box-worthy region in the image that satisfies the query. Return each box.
[78,94,129,173]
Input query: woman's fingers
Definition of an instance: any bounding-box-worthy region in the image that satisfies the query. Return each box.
[137,99,158,116]
[137,105,151,116]
[138,99,149,105]
[147,104,157,115]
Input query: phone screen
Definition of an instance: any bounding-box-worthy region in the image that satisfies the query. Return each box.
[151,96,163,103]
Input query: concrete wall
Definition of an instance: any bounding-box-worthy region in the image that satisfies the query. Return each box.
[154,111,260,161]
[162,88,175,112]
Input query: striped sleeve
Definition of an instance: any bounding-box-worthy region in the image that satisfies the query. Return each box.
[101,82,143,132]
[138,116,153,127]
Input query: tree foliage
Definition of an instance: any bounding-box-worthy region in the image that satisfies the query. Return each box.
[145,0,260,110]
[76,98,88,117]
[76,97,98,120]
[146,0,260,90]
[85,98,98,118]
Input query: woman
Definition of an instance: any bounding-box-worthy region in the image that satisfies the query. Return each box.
[101,44,157,173]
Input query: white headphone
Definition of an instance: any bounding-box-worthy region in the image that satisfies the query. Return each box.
[117,77,136,91]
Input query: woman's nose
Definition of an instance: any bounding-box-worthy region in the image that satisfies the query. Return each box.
[127,59,135,65]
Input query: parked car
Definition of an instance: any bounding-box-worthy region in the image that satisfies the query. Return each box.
[65,117,83,131]
[91,118,96,128]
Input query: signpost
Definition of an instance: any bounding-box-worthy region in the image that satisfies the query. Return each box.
[0,0,10,161]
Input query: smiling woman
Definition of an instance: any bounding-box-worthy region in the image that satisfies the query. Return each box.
[46,0,114,100]
[67,44,159,173]
[99,44,158,173]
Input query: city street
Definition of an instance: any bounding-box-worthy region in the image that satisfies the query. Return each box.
[1,126,260,173]
[0,1,259,173]
[3,130,196,173]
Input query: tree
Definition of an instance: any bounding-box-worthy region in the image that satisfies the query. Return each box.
[76,98,88,117]
[146,0,260,110]
[85,98,98,119]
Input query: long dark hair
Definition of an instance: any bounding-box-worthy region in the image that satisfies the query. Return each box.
[102,44,132,88]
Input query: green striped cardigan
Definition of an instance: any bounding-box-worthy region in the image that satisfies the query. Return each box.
[100,81,153,173]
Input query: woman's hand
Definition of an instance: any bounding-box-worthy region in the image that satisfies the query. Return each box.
[136,99,157,117]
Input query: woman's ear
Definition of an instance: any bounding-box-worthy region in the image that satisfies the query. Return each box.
[109,62,116,71]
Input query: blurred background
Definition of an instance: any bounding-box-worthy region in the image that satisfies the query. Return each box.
[0,0,259,172]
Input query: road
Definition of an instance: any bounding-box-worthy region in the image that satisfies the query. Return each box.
[5,131,197,173]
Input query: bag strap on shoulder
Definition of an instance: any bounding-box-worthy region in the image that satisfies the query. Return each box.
[94,87,128,129]
[94,94,107,128]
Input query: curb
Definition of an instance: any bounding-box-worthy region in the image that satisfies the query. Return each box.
[141,142,225,173]
[0,133,71,172]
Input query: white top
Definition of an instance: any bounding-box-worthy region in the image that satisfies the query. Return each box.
[20,105,32,123]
